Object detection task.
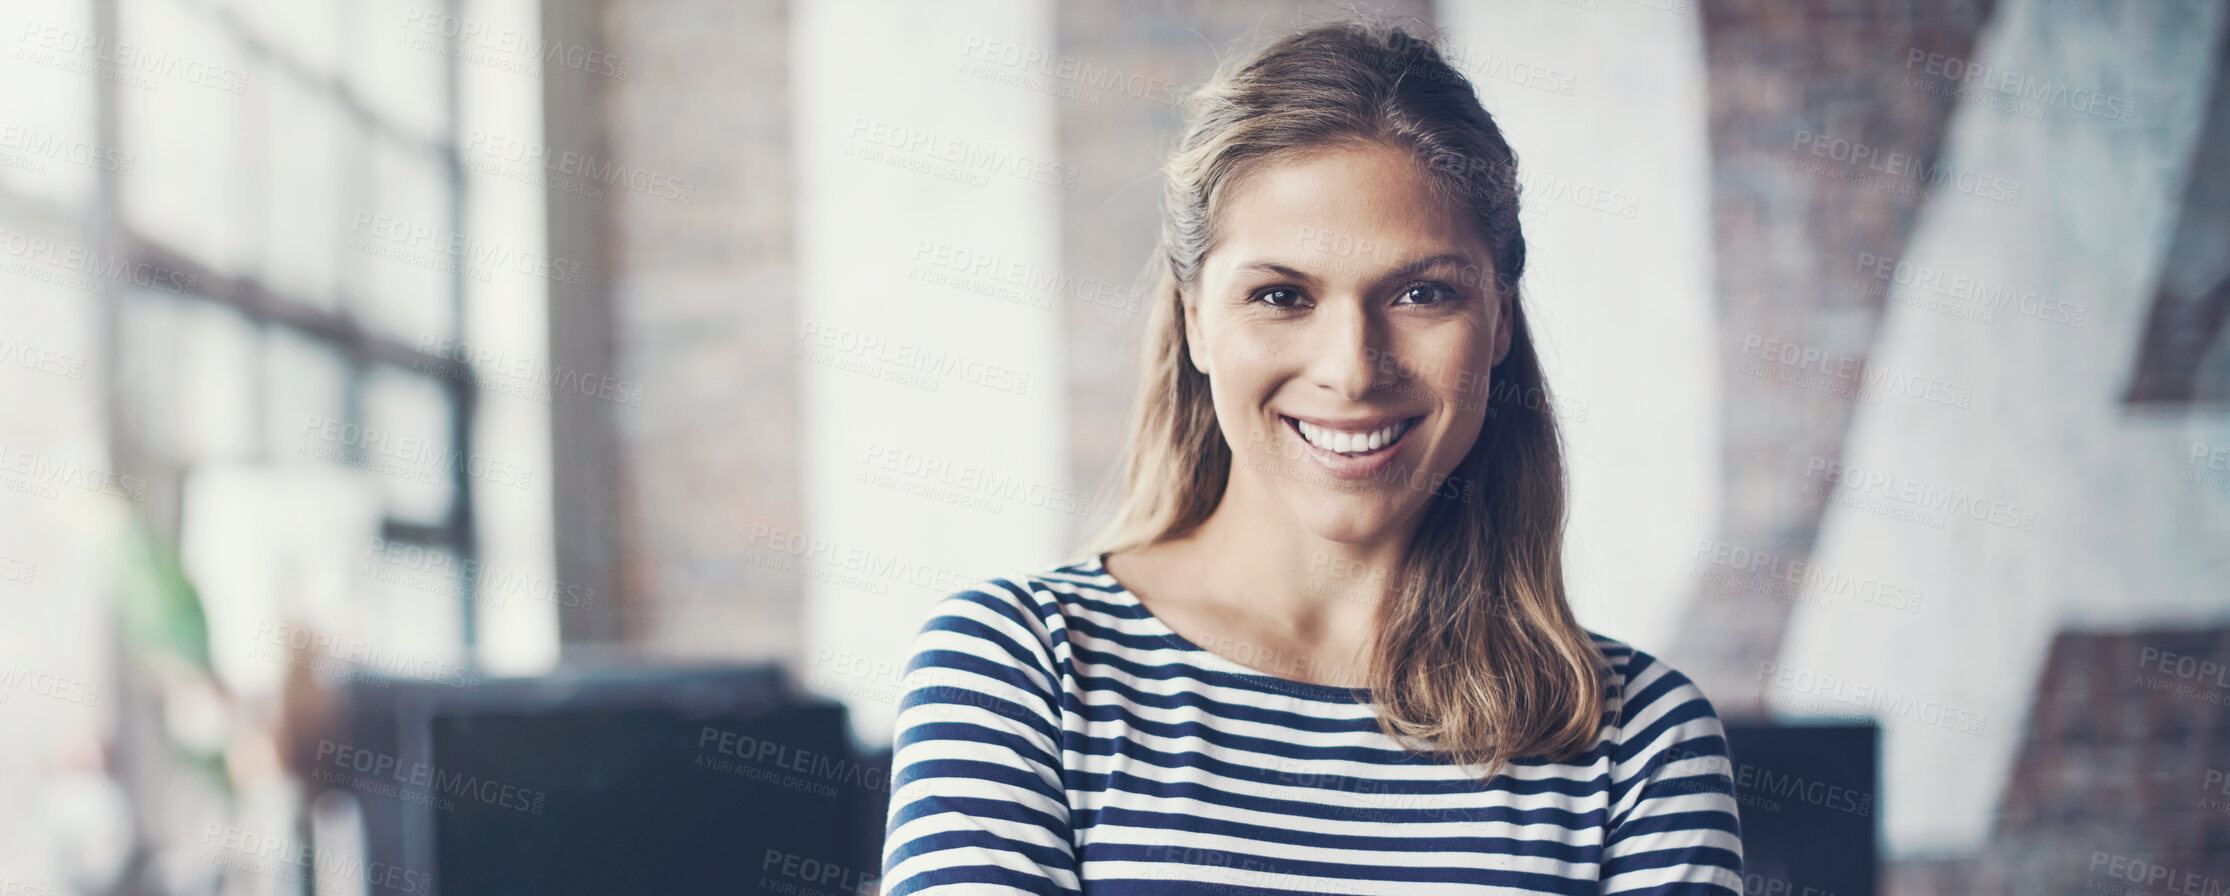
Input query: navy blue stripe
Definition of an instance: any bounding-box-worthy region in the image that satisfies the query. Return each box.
[884,858,1076,896]
[1067,766,1608,831]
[1610,731,1730,812]
[1083,804,1603,863]
[883,568,1743,894]
[1085,841,1598,894]
[1600,843,1743,878]
[1614,697,1718,767]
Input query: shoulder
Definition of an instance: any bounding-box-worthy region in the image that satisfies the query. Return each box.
[916,573,1057,636]
[1582,634,1744,879]
[1583,631,1731,762]
[907,574,1058,675]
[904,558,1112,680]
[894,572,1076,735]
[911,556,1110,645]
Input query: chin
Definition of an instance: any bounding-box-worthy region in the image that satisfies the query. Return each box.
[1288,493,1404,543]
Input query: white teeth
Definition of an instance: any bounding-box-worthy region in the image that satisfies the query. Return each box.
[1293,417,1411,455]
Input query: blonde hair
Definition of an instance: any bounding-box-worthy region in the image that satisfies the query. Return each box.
[1076,19,1607,778]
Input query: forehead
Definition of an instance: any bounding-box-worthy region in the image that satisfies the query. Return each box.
[1206,141,1481,274]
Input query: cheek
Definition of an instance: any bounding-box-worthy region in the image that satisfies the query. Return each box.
[1445,365,1499,424]
[1201,327,1286,437]
[1395,330,1494,408]
[1216,320,1285,369]
[1205,324,1289,398]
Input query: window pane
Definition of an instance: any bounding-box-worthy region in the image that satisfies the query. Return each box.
[349,134,457,343]
[116,0,254,274]
[116,291,258,465]
[347,0,449,146]
[0,0,102,207]
[358,366,456,525]
[264,326,352,465]
[359,539,468,670]
[258,71,346,307]
[232,0,342,82]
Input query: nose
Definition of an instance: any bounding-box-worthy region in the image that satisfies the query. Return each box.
[1308,297,1384,401]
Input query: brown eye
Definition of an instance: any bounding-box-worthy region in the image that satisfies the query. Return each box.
[1251,287,1304,308]
[1396,282,1458,305]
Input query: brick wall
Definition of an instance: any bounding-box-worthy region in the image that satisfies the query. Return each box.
[548,0,804,661]
[1892,627,2230,893]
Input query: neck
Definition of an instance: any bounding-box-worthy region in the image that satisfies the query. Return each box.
[1178,476,1420,638]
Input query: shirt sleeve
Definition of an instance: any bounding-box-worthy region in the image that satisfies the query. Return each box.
[1599,650,1746,894]
[880,580,1081,896]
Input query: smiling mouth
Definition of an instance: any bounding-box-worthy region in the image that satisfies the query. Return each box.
[1281,415,1421,458]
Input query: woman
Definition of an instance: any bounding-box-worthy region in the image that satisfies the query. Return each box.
[881,19,1743,895]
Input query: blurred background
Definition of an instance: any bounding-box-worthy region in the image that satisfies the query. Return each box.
[1,0,2224,893]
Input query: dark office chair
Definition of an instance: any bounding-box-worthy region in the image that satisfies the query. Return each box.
[333,662,889,896]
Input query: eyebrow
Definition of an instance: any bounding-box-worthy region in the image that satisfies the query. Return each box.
[1231,253,1485,291]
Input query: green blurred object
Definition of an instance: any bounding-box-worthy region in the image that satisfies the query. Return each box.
[112,515,214,676]
[111,514,232,795]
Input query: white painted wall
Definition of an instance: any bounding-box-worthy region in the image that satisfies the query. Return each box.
[1435,0,1722,658]
[1779,0,2230,857]
[792,0,1069,752]
[458,0,560,675]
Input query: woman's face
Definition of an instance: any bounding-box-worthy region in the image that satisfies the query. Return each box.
[1187,139,1511,545]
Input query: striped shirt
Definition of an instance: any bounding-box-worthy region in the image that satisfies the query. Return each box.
[881,553,1744,894]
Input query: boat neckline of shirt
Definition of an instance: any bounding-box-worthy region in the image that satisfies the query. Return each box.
[1078,550,1376,704]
